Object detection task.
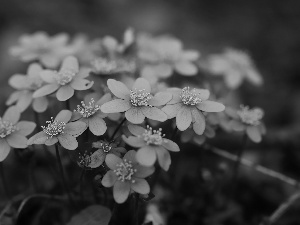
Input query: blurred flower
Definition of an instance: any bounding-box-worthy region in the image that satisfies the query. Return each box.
[32,56,94,101]
[228,105,266,143]
[101,78,171,124]
[162,87,225,134]
[123,125,179,171]
[91,57,136,75]
[101,150,154,204]
[206,48,263,89]
[137,34,199,80]
[10,32,73,68]
[0,106,36,161]
[28,110,87,150]
[7,63,48,112]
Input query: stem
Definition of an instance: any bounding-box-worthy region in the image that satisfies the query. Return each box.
[110,117,126,141]
[55,144,74,206]
[0,162,10,200]
[232,134,248,184]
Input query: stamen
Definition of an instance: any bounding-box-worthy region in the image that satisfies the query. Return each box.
[130,89,152,107]
[78,150,92,167]
[0,118,18,138]
[114,159,137,183]
[55,69,76,85]
[142,125,166,145]
[41,117,66,139]
[75,98,101,118]
[180,87,202,105]
[92,140,113,153]
[237,105,264,126]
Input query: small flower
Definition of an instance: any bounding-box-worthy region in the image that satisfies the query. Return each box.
[137,34,199,79]
[162,87,225,134]
[101,150,154,204]
[100,78,171,124]
[123,125,180,171]
[91,57,136,75]
[0,106,36,161]
[86,140,126,168]
[27,110,87,150]
[206,48,263,89]
[228,105,266,143]
[10,32,73,68]
[7,63,49,112]
[32,56,94,101]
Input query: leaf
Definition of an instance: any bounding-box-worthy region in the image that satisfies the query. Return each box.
[67,205,111,225]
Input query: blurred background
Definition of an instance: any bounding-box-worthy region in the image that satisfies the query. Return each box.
[0,0,300,224]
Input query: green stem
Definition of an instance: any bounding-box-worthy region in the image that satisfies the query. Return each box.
[0,162,10,200]
[110,117,126,142]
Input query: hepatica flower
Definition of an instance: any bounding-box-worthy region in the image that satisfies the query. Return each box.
[101,78,171,124]
[28,110,87,150]
[32,56,94,101]
[123,125,179,171]
[7,63,48,112]
[102,150,155,204]
[0,106,36,161]
[162,87,225,134]
[10,32,73,68]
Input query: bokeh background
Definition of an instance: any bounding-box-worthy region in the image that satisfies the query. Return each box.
[0,0,300,224]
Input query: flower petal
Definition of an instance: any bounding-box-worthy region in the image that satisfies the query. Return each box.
[9,74,30,89]
[61,56,79,73]
[113,180,131,204]
[58,134,78,150]
[195,89,210,101]
[40,70,57,83]
[197,100,225,112]
[125,107,145,124]
[175,61,197,76]
[132,78,151,93]
[191,109,206,135]
[136,146,157,166]
[56,85,74,101]
[64,121,87,137]
[27,63,43,78]
[181,50,200,61]
[70,78,93,90]
[134,165,155,178]
[141,107,167,122]
[176,106,192,131]
[55,110,72,123]
[3,106,20,124]
[0,139,11,162]
[229,120,245,131]
[15,121,36,136]
[127,124,146,137]
[102,170,118,187]
[246,126,262,143]
[105,154,123,170]
[101,99,131,113]
[224,71,243,89]
[107,79,130,100]
[6,91,22,106]
[89,149,105,168]
[32,97,48,113]
[162,103,182,119]
[16,91,32,112]
[122,136,145,148]
[45,137,58,146]
[162,139,180,152]
[6,134,28,149]
[156,147,171,171]
[95,93,112,106]
[33,84,60,98]
[27,131,48,145]
[153,64,173,78]
[148,92,172,107]
[167,88,182,104]
[88,116,107,136]
[123,150,137,163]
[131,178,150,194]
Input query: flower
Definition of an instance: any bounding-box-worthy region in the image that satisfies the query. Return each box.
[206,48,263,89]
[122,125,179,171]
[0,106,36,161]
[91,57,136,75]
[101,150,154,204]
[228,105,266,143]
[7,63,49,112]
[100,78,171,124]
[10,32,73,68]
[137,34,199,80]
[162,87,225,134]
[72,93,111,136]
[27,110,87,150]
[32,56,94,101]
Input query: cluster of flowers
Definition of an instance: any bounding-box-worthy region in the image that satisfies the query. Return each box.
[0,29,265,204]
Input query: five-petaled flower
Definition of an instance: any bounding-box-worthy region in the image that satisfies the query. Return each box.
[32,56,94,101]
[162,87,225,134]
[27,110,87,150]
[101,150,154,204]
[0,106,36,161]
[123,125,179,171]
[100,78,171,124]
[7,63,49,112]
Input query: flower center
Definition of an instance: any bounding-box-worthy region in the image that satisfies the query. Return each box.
[41,117,66,138]
[130,89,152,107]
[142,125,165,145]
[0,118,18,138]
[92,140,113,153]
[75,99,101,118]
[55,69,76,85]
[114,159,137,183]
[180,87,202,105]
[237,105,264,126]
[91,57,118,74]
